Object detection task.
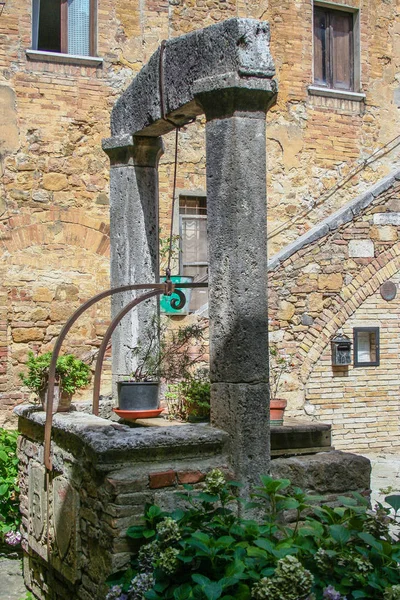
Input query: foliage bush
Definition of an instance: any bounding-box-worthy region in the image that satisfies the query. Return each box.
[165,369,210,421]
[0,428,20,544]
[19,351,91,399]
[106,471,400,600]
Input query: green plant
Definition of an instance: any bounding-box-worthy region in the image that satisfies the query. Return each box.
[19,351,91,400]
[106,471,400,600]
[0,428,21,544]
[268,343,293,400]
[159,233,181,275]
[165,369,210,421]
[128,318,206,383]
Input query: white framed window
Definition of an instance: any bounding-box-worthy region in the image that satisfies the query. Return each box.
[31,0,96,57]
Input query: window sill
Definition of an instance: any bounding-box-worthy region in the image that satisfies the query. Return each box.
[26,49,103,67]
[308,85,365,102]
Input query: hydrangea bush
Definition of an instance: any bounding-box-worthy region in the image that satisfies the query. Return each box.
[106,470,400,600]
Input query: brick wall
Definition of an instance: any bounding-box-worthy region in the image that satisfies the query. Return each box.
[2,0,400,424]
[269,178,400,452]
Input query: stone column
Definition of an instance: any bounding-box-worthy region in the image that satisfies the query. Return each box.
[195,75,277,492]
[102,134,164,388]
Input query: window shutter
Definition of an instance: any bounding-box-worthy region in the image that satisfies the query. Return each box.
[67,0,90,56]
[313,7,328,87]
[330,11,353,90]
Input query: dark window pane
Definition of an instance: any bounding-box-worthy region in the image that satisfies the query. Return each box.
[314,7,327,86]
[331,12,353,90]
[38,0,61,53]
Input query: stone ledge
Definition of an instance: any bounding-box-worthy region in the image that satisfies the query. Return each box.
[15,404,229,464]
[271,450,371,495]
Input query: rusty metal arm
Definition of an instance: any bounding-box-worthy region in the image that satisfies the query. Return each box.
[43,281,208,470]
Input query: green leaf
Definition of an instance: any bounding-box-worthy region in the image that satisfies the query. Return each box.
[143,529,156,538]
[385,494,400,513]
[147,505,163,519]
[174,584,193,599]
[0,484,8,496]
[358,532,383,552]
[0,451,8,462]
[192,574,210,586]
[126,526,146,539]
[352,590,368,598]
[203,582,223,600]
[329,524,351,545]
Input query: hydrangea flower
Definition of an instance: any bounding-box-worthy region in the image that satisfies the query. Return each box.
[204,469,226,495]
[105,585,125,600]
[5,530,21,546]
[128,573,155,600]
[137,540,160,571]
[384,585,400,600]
[323,586,347,600]
[252,555,313,600]
[158,546,180,575]
[156,517,181,544]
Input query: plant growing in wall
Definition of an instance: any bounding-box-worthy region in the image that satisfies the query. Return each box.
[19,351,91,412]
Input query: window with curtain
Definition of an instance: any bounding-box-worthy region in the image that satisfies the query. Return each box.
[313,5,355,91]
[179,195,208,313]
[32,0,95,56]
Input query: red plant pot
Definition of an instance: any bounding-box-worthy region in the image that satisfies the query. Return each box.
[270,399,287,426]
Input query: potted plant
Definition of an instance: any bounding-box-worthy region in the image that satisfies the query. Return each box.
[117,318,207,414]
[268,343,293,425]
[19,350,91,413]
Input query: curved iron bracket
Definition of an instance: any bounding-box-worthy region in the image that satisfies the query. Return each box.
[43,281,208,470]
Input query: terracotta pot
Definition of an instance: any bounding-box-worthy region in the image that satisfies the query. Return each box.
[39,384,72,414]
[270,398,287,426]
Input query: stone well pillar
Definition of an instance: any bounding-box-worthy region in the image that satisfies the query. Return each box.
[102,135,164,387]
[195,76,277,490]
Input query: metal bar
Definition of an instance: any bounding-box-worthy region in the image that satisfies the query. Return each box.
[43,281,208,470]
[44,283,163,470]
[92,289,163,415]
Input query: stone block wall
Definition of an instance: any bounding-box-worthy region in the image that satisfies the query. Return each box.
[16,405,371,599]
[16,406,231,599]
[268,175,400,453]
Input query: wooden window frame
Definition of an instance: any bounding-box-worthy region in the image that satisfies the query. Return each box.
[353,327,380,368]
[313,2,359,92]
[33,0,97,57]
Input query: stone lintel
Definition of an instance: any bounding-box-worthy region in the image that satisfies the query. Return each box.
[102,134,164,167]
[111,18,276,136]
[15,405,229,465]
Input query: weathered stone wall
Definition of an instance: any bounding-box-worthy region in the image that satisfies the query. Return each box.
[2,0,400,424]
[16,406,231,599]
[16,406,370,600]
[268,173,400,453]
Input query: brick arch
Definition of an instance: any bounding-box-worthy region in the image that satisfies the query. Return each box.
[297,243,400,384]
[0,209,110,257]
